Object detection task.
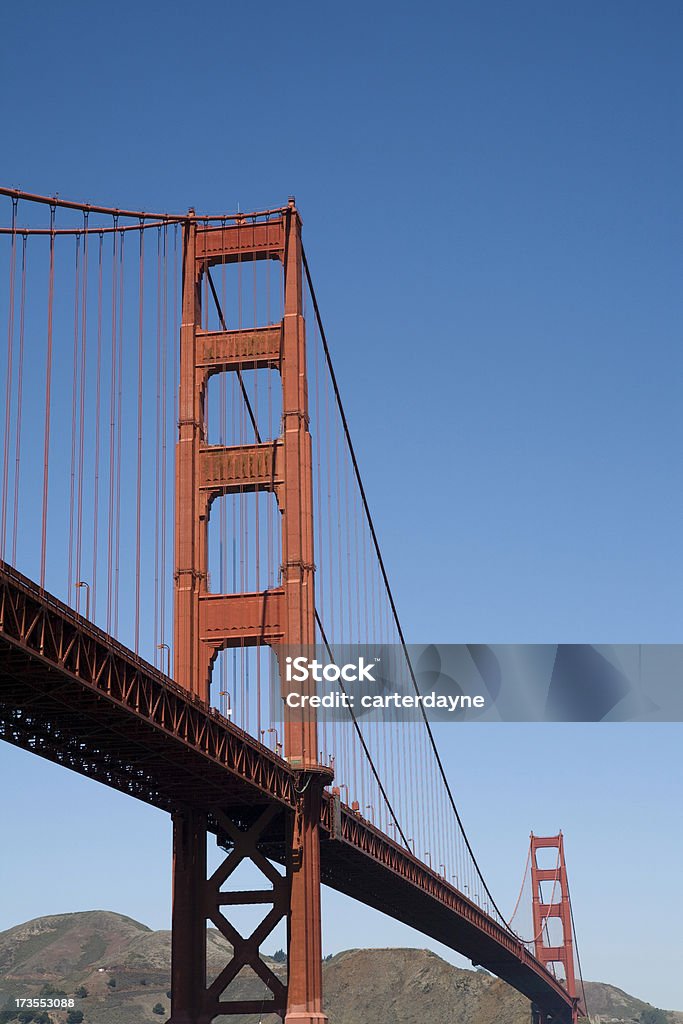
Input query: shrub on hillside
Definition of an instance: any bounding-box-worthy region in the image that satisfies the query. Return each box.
[640,1011,668,1024]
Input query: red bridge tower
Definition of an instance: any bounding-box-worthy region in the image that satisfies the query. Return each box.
[171,201,331,1024]
[530,833,580,1024]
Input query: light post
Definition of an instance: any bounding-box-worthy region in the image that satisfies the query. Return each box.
[267,727,282,755]
[75,581,90,619]
[156,643,171,676]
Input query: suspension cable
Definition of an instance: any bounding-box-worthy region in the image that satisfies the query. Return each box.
[40,205,56,588]
[1,198,18,557]
[0,185,288,223]
[507,844,531,928]
[315,608,410,851]
[11,233,27,566]
[301,242,513,929]
[567,871,590,1019]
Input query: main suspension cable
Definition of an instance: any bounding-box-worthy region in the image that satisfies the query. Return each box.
[567,872,590,1019]
[0,186,288,223]
[315,608,410,851]
[301,243,512,930]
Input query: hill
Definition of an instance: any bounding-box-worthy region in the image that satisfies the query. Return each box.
[0,912,678,1024]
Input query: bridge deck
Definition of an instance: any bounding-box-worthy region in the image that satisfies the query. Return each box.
[0,561,575,1022]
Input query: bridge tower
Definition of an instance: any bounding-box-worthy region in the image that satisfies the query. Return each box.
[171,201,330,1024]
[530,833,580,1024]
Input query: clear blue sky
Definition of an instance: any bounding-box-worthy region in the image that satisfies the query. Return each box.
[1,0,682,1011]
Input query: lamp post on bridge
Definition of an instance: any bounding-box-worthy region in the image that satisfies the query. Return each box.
[267,727,283,755]
[156,643,171,677]
[74,581,90,619]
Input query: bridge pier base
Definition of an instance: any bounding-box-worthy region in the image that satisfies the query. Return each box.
[169,808,211,1024]
[285,767,332,1024]
[169,803,290,1024]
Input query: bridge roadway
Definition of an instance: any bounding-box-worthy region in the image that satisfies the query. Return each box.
[0,560,575,1023]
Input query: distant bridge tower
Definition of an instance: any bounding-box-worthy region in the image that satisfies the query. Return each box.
[530,832,580,1024]
[171,200,331,1024]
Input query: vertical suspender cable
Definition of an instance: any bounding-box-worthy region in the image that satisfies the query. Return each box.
[40,205,56,588]
[113,230,125,634]
[171,224,179,671]
[154,227,162,660]
[68,232,81,602]
[161,224,169,655]
[134,223,145,651]
[92,232,104,620]
[11,233,27,567]
[219,222,227,708]
[75,214,89,611]
[107,220,118,632]
[253,228,261,735]
[2,198,18,558]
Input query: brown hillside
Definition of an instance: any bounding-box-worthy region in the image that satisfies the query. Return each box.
[0,912,678,1024]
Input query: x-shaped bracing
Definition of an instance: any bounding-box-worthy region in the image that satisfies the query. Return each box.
[206,804,289,1017]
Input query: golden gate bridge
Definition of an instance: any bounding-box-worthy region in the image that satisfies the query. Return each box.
[0,186,587,1024]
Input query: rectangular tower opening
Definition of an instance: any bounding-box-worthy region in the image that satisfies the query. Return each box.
[541,916,565,948]
[207,491,281,595]
[200,257,283,333]
[206,368,282,447]
[534,846,559,871]
[211,644,276,740]
[538,879,563,905]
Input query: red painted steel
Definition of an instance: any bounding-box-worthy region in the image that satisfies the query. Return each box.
[0,186,288,222]
[530,833,580,1023]
[171,202,329,1023]
[0,189,582,1024]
